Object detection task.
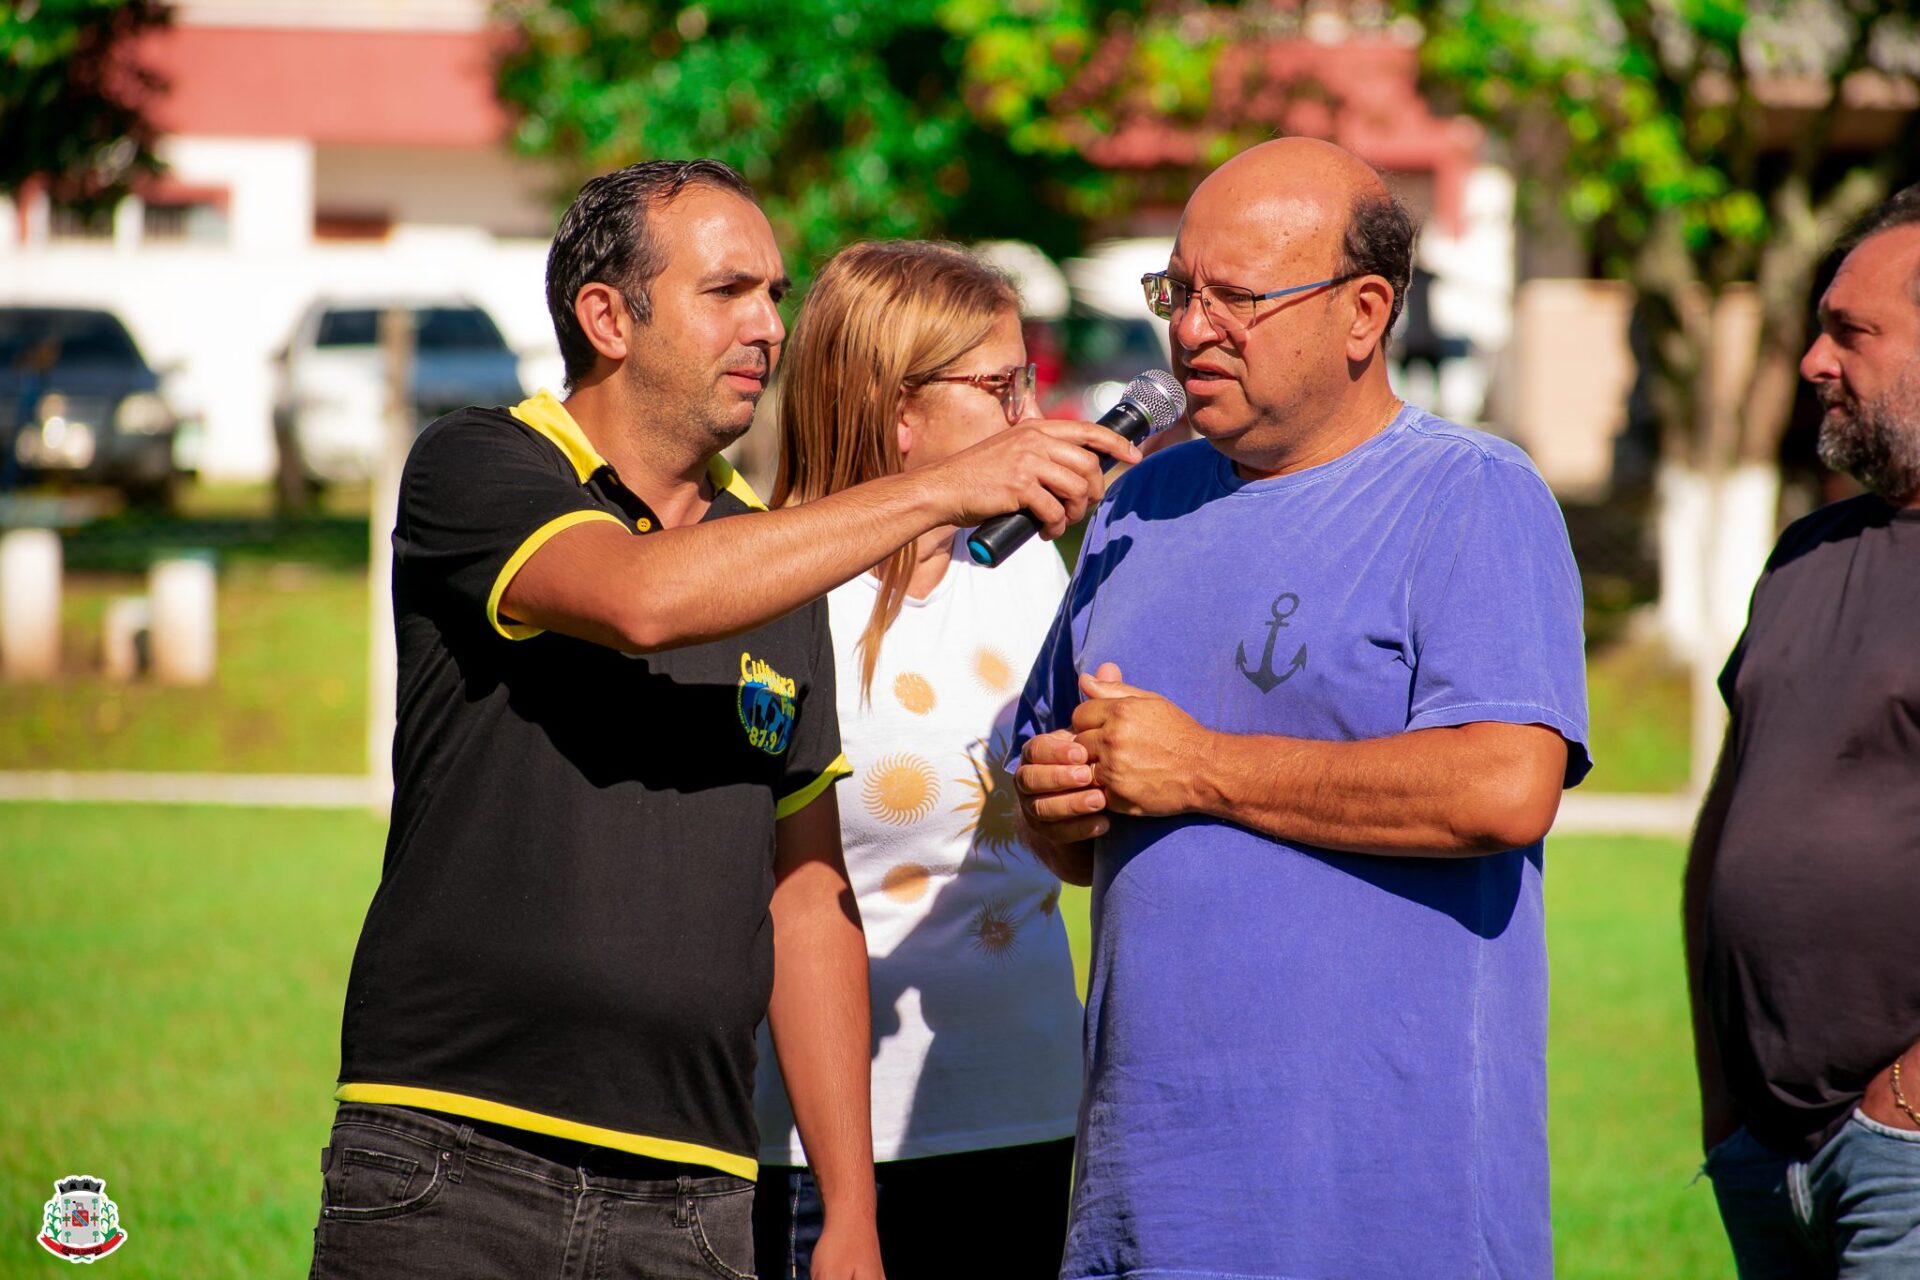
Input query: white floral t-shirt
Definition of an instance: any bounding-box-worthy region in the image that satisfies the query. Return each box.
[754,532,1085,1165]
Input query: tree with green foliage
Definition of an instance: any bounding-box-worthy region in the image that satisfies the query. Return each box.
[495,0,1220,288]
[0,0,172,210]
[1419,0,1920,670]
[1424,0,1919,472]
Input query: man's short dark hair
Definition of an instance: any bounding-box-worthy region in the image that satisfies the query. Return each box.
[1835,182,1920,306]
[546,159,757,389]
[1339,189,1417,340]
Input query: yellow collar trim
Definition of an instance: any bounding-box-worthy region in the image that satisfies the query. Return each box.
[509,390,606,483]
[707,452,768,511]
[510,389,768,511]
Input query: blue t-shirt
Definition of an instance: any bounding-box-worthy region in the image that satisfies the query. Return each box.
[1013,408,1590,1280]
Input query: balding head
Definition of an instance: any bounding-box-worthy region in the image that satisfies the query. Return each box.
[1162,138,1417,474]
[1193,137,1389,219]
[1184,138,1412,336]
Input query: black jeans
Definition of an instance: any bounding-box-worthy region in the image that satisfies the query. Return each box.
[753,1137,1074,1280]
[309,1104,757,1279]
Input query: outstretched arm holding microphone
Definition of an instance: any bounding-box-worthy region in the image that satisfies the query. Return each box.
[964,368,1185,567]
[503,411,1136,653]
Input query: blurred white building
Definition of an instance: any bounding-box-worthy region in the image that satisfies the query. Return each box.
[0,0,566,480]
[0,0,1651,498]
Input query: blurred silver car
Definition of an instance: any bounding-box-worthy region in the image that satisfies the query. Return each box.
[273,299,524,489]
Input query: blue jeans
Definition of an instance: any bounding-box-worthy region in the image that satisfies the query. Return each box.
[308,1104,757,1279]
[1706,1113,1920,1279]
[754,1137,1074,1280]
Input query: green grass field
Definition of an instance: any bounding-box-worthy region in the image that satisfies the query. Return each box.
[8,567,1692,790]
[1583,640,1692,793]
[0,567,368,774]
[0,805,1728,1278]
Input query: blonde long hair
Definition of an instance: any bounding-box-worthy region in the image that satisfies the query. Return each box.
[773,240,1020,701]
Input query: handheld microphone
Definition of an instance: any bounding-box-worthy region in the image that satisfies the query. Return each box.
[967,369,1187,567]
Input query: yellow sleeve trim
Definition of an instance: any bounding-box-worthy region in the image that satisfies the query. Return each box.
[485,509,628,640]
[334,1083,756,1180]
[775,753,852,820]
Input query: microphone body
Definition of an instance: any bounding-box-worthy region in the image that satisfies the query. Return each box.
[967,370,1185,568]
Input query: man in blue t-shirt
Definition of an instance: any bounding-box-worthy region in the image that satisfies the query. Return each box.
[1012,139,1591,1279]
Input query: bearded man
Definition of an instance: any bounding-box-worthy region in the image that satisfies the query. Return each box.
[1687,183,1920,1278]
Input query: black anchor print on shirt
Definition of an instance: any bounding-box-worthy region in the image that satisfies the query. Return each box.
[1236,592,1308,693]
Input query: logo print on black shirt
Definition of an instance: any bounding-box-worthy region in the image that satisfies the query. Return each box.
[737,652,796,755]
[1236,593,1308,693]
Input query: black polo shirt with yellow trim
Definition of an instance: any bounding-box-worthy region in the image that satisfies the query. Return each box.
[335,391,849,1179]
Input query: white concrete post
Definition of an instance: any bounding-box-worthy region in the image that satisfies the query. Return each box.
[0,528,63,680]
[149,552,217,685]
[102,596,152,682]
[1688,463,1779,793]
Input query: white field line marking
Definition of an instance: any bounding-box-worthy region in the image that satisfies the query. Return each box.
[0,771,383,809]
[0,771,1697,833]
[1552,790,1700,836]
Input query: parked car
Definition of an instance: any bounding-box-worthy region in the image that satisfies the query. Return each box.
[0,306,189,507]
[1042,237,1186,450]
[272,299,525,492]
[1029,306,1172,423]
[1035,238,1176,420]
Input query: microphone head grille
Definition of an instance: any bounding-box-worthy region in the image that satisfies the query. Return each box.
[1124,368,1187,432]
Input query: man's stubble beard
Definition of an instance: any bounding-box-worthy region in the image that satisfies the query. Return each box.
[621,351,756,460]
[1817,360,1920,503]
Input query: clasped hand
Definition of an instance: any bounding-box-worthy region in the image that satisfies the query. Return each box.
[1015,662,1205,842]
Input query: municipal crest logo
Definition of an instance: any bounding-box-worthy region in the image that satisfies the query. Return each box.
[38,1176,126,1263]
[737,651,796,756]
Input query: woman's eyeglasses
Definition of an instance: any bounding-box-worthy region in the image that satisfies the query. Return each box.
[919,362,1038,425]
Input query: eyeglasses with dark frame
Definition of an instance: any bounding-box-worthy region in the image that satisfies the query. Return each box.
[1140,271,1360,328]
[917,362,1039,425]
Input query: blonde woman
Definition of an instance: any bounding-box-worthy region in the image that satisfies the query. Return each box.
[753,242,1085,1279]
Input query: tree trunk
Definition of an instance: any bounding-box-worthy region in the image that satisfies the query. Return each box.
[1655,460,1775,654]
[1629,212,1704,471]
[1655,284,1779,664]
[1659,456,1778,790]
[1655,458,1710,658]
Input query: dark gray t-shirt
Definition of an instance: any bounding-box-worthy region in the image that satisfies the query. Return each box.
[1706,494,1920,1158]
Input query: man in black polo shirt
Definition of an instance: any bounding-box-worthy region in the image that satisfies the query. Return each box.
[310,161,1136,1280]
[1688,185,1920,1279]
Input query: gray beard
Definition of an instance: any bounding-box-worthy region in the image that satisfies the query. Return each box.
[1817,391,1920,504]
